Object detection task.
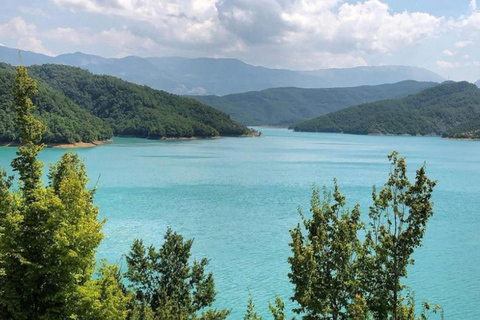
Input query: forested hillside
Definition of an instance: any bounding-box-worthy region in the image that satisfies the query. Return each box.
[293,81,480,138]
[0,63,112,143]
[29,64,250,138]
[192,81,438,125]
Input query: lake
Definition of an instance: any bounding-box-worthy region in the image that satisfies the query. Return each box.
[0,127,479,318]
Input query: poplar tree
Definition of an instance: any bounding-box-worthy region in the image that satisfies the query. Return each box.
[0,66,128,319]
[362,152,436,320]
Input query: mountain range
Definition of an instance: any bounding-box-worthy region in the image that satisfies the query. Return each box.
[0,46,445,96]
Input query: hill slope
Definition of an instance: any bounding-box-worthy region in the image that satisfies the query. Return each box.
[293,82,480,138]
[0,46,445,95]
[192,81,438,126]
[0,63,112,143]
[28,64,250,138]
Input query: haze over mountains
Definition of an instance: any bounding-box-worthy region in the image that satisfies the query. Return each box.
[0,46,445,96]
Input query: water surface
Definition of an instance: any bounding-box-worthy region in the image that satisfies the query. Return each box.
[0,128,478,318]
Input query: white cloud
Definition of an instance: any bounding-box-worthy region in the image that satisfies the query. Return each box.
[280,0,443,54]
[443,49,456,56]
[455,40,474,47]
[436,59,480,69]
[0,17,53,56]
[50,0,444,69]
[436,60,461,69]
[470,0,477,11]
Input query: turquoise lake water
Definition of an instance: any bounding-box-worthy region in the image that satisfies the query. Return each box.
[0,127,479,318]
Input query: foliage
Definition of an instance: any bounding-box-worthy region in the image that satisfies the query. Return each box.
[361,152,436,320]
[293,81,480,139]
[244,295,262,320]
[74,261,131,320]
[28,64,251,138]
[0,66,128,319]
[288,152,439,320]
[288,181,365,320]
[125,228,230,320]
[269,296,293,320]
[193,81,437,126]
[0,63,112,143]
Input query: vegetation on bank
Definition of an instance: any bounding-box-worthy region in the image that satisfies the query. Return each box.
[28,64,251,139]
[0,67,443,319]
[0,63,112,143]
[0,63,252,144]
[192,81,438,126]
[293,81,480,139]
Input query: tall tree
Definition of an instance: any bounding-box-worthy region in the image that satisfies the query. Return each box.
[0,66,128,319]
[126,228,230,320]
[362,152,436,320]
[288,181,366,320]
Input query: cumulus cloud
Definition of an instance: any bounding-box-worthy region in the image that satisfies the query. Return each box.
[50,0,444,69]
[0,17,53,55]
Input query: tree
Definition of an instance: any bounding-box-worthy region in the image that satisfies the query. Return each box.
[287,152,437,320]
[126,228,230,320]
[74,261,131,320]
[0,66,128,319]
[288,181,365,320]
[244,295,262,320]
[362,152,436,320]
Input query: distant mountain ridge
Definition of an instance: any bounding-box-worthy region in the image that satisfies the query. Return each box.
[191,81,439,126]
[293,81,480,139]
[0,46,445,96]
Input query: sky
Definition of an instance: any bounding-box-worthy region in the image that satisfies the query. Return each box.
[0,0,480,81]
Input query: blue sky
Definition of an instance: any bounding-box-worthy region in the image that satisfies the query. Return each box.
[0,0,479,81]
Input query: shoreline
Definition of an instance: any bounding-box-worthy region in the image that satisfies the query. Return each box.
[0,139,113,149]
[51,139,113,149]
[0,132,262,149]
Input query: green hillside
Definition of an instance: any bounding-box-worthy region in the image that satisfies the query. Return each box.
[293,81,480,138]
[192,81,438,126]
[0,63,112,143]
[28,64,250,138]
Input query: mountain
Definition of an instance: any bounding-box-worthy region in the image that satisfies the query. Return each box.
[293,81,480,138]
[0,46,445,96]
[0,63,251,143]
[28,64,250,138]
[0,63,112,143]
[191,81,439,126]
